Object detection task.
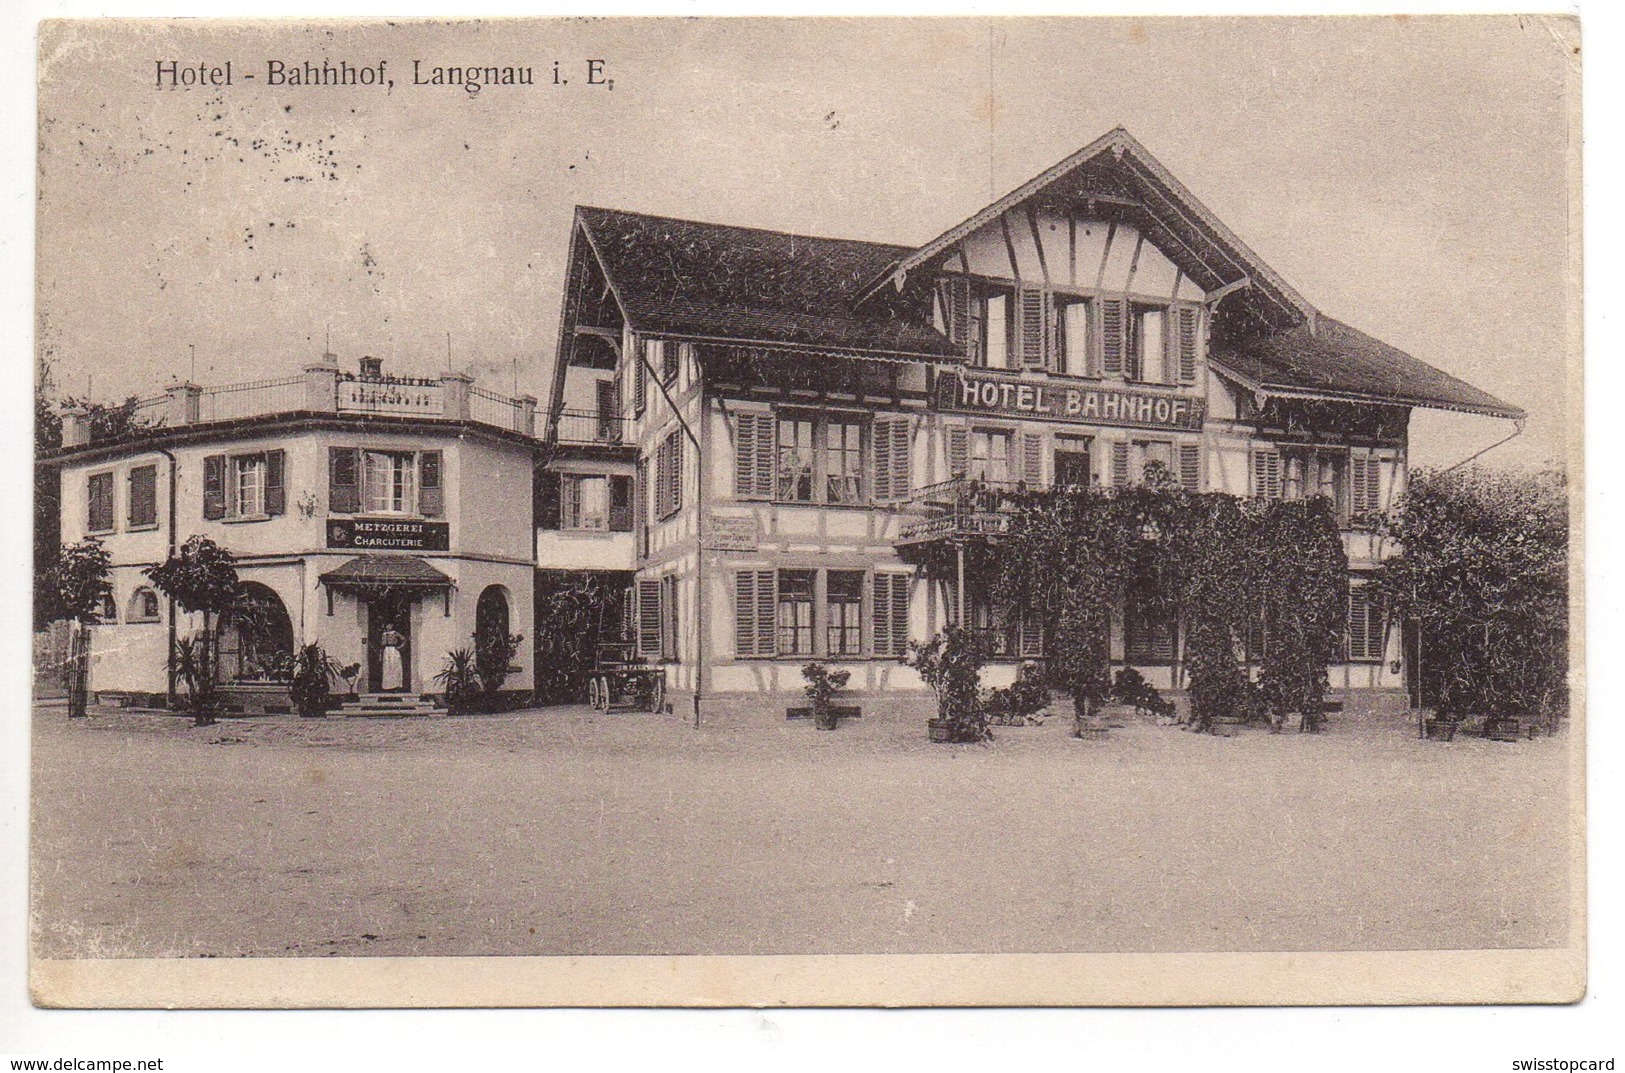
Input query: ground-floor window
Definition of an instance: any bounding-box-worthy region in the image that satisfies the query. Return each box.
[735,566,914,661]
[826,570,864,656]
[777,569,815,656]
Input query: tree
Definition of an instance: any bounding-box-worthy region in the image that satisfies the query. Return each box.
[1375,466,1569,729]
[47,538,111,718]
[145,535,241,725]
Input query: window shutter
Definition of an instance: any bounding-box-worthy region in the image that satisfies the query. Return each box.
[735,569,777,658]
[874,416,911,503]
[87,474,113,533]
[1178,443,1201,492]
[609,475,633,532]
[1253,447,1283,499]
[328,448,359,514]
[872,572,912,659]
[1111,442,1131,487]
[946,425,970,479]
[669,432,684,516]
[1018,286,1047,368]
[417,450,443,517]
[633,346,647,416]
[1022,432,1044,488]
[264,449,287,516]
[128,465,157,528]
[1351,453,1380,520]
[734,411,775,500]
[536,470,561,530]
[560,475,581,529]
[1176,306,1200,384]
[203,454,227,520]
[1100,297,1127,375]
[637,578,664,659]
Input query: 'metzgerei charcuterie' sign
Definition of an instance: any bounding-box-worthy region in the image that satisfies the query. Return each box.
[934,371,1205,432]
[327,518,450,551]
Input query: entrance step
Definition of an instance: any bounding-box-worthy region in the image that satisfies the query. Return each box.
[339,693,447,717]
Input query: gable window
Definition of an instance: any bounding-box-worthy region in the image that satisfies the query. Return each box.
[87,472,115,534]
[204,451,287,521]
[128,465,158,529]
[777,569,816,656]
[1130,305,1168,383]
[970,285,1015,370]
[1055,296,1093,376]
[826,570,864,657]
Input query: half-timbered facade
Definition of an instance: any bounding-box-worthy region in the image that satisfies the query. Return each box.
[543,127,1523,722]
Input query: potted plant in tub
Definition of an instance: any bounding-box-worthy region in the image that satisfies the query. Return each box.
[286,641,340,717]
[905,625,993,743]
[800,662,852,731]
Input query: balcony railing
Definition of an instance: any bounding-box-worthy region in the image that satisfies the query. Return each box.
[553,408,627,445]
[896,477,1030,545]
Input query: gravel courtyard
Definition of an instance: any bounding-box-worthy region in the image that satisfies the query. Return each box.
[30,700,1572,959]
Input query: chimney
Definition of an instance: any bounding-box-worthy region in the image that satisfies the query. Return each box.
[360,355,383,380]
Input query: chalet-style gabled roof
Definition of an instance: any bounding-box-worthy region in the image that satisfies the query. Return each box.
[858,126,1315,330]
[1210,318,1525,420]
[574,206,963,360]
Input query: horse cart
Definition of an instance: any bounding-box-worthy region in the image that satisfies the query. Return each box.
[585,642,667,713]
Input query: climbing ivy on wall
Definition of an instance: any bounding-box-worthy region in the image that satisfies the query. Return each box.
[962,467,1349,733]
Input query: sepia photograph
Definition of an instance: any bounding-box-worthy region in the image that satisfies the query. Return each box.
[25,14,1581,1009]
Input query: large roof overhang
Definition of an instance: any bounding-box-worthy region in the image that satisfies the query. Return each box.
[857,126,1315,332]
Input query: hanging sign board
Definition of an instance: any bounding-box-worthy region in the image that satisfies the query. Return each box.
[934,371,1205,432]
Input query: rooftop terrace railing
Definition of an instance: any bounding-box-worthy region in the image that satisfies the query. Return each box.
[61,364,539,447]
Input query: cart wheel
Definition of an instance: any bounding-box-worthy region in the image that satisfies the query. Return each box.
[647,674,666,713]
[587,676,603,711]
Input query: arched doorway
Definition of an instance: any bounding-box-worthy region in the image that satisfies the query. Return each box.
[216,582,294,683]
[475,585,515,694]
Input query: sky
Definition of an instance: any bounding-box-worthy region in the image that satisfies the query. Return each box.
[36,16,1577,470]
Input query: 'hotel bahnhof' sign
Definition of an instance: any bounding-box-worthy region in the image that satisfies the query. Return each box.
[933,371,1206,433]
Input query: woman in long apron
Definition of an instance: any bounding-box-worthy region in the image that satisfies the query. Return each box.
[380,624,405,692]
